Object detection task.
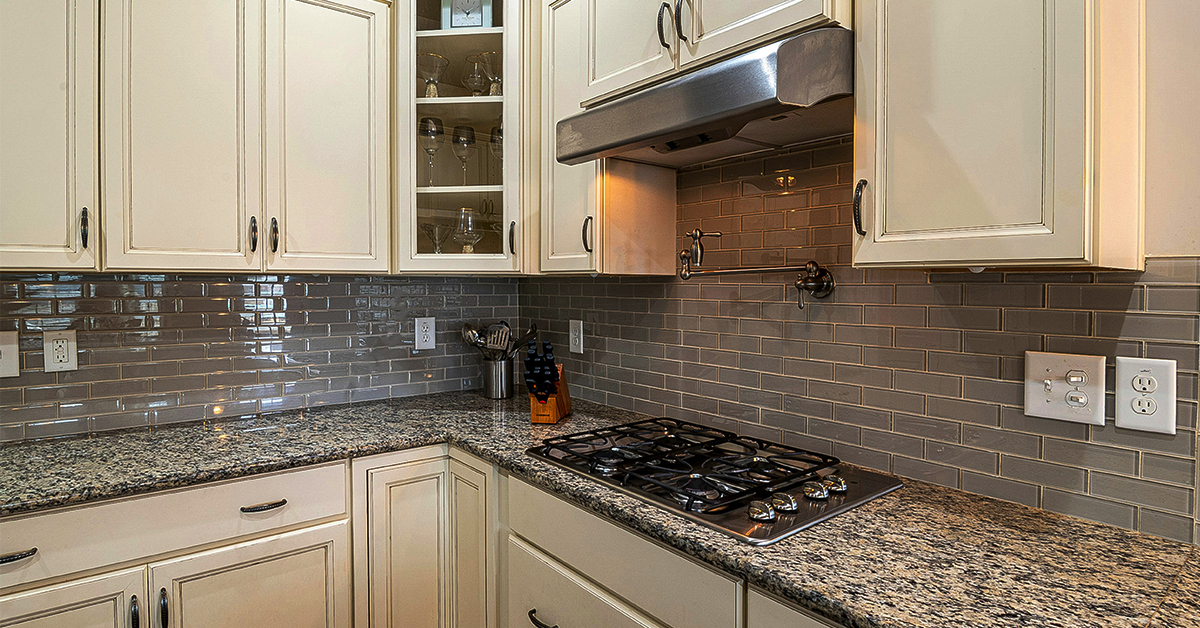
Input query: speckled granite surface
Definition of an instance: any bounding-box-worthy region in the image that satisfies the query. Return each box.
[2,391,1197,628]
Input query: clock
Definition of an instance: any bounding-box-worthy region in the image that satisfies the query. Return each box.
[441,0,492,29]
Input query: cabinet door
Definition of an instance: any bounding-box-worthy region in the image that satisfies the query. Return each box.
[101,0,263,271]
[853,0,1089,268]
[0,0,98,270]
[747,589,841,628]
[678,0,843,68]
[541,0,597,273]
[447,458,488,628]
[0,567,145,628]
[582,0,678,104]
[360,457,446,628]
[264,0,389,273]
[149,521,350,628]
[506,535,665,628]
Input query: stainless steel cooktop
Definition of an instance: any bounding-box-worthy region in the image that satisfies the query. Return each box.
[527,418,902,545]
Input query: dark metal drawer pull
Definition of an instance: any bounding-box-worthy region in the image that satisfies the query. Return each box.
[270,217,280,253]
[509,220,516,255]
[130,594,140,628]
[159,588,169,628]
[249,215,259,252]
[852,179,867,236]
[240,498,288,513]
[0,547,37,565]
[674,0,688,42]
[656,2,670,49]
[528,609,558,628]
[80,207,89,248]
[581,216,593,253]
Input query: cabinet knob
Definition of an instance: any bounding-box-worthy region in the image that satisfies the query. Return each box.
[656,2,670,49]
[852,179,867,236]
[581,216,593,253]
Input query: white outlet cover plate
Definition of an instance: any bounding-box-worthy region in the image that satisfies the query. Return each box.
[1115,356,1177,434]
[0,331,18,378]
[414,317,435,351]
[43,329,78,373]
[569,320,583,354]
[1024,351,1106,425]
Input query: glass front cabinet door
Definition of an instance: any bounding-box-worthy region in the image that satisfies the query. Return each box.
[395,0,523,272]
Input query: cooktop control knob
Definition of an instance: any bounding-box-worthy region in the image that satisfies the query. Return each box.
[748,500,777,522]
[770,492,799,512]
[801,481,829,500]
[822,475,848,493]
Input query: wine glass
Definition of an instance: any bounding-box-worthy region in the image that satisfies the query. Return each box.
[462,56,490,97]
[418,117,444,186]
[420,222,453,254]
[453,207,484,254]
[488,123,503,184]
[479,51,502,96]
[416,53,449,98]
[451,126,476,186]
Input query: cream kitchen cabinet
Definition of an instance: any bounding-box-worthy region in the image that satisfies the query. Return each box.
[579,0,678,104]
[852,0,1145,270]
[0,0,99,271]
[677,0,850,69]
[101,0,389,273]
[352,446,495,628]
[747,589,842,628]
[539,0,676,275]
[0,567,144,628]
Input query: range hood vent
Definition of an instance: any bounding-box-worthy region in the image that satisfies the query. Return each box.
[556,27,854,169]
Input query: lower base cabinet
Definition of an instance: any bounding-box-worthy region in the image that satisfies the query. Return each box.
[0,567,144,628]
[747,589,841,628]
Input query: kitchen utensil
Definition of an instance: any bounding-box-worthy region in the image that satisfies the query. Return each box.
[418,117,444,186]
[451,126,476,185]
[482,357,513,399]
[485,322,510,352]
[461,323,486,348]
[507,324,537,358]
[416,53,449,98]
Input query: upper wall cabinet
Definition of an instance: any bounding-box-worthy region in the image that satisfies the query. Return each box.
[582,0,847,105]
[541,0,676,275]
[0,0,99,271]
[264,0,390,273]
[853,0,1145,270]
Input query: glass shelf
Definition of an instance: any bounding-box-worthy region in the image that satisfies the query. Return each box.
[416,26,504,38]
[417,185,504,194]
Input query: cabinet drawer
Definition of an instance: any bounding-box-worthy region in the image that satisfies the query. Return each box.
[0,462,347,591]
[508,534,664,628]
[508,478,740,628]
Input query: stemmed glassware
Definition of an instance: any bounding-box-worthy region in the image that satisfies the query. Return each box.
[462,56,490,96]
[489,123,502,185]
[420,222,453,254]
[418,117,444,186]
[417,53,449,98]
[453,207,484,254]
[451,126,476,186]
[478,51,502,96]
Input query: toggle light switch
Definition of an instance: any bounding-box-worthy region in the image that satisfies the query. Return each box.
[1024,351,1106,425]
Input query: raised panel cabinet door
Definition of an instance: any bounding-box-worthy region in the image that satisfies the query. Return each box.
[853,0,1090,267]
[447,458,488,628]
[582,0,678,104]
[0,0,98,270]
[678,0,844,68]
[0,567,145,628]
[101,0,264,271]
[361,457,446,628]
[149,521,350,628]
[264,0,389,273]
[541,0,597,273]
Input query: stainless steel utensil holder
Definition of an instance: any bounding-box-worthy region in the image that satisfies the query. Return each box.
[483,358,513,399]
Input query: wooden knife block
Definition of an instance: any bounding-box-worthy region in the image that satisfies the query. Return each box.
[529,364,571,424]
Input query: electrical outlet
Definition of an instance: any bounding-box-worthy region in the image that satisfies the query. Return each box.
[1115,356,1176,434]
[0,331,19,378]
[569,319,583,354]
[43,330,78,373]
[415,317,435,351]
[1023,351,1106,425]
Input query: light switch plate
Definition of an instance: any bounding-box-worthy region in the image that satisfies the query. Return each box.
[0,331,18,378]
[1024,351,1106,425]
[43,330,78,373]
[414,317,435,351]
[1115,356,1177,434]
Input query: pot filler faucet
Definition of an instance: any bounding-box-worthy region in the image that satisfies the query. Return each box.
[678,229,835,309]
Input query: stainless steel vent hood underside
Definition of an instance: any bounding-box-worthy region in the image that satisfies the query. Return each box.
[556,27,853,169]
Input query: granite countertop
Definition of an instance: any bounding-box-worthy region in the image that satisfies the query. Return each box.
[2,391,1197,628]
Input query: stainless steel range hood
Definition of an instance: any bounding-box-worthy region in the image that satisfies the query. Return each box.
[556,27,854,168]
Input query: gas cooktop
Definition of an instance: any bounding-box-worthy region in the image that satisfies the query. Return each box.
[527,418,902,545]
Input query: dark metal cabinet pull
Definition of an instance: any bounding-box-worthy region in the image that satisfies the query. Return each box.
[80,207,89,249]
[674,0,688,42]
[508,221,516,255]
[581,216,593,253]
[159,588,168,628]
[0,547,37,564]
[852,179,867,236]
[130,595,140,628]
[240,498,287,513]
[527,609,558,628]
[656,2,670,49]
[270,217,280,253]
[249,216,259,252]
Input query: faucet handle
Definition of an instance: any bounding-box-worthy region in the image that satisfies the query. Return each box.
[684,229,723,267]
